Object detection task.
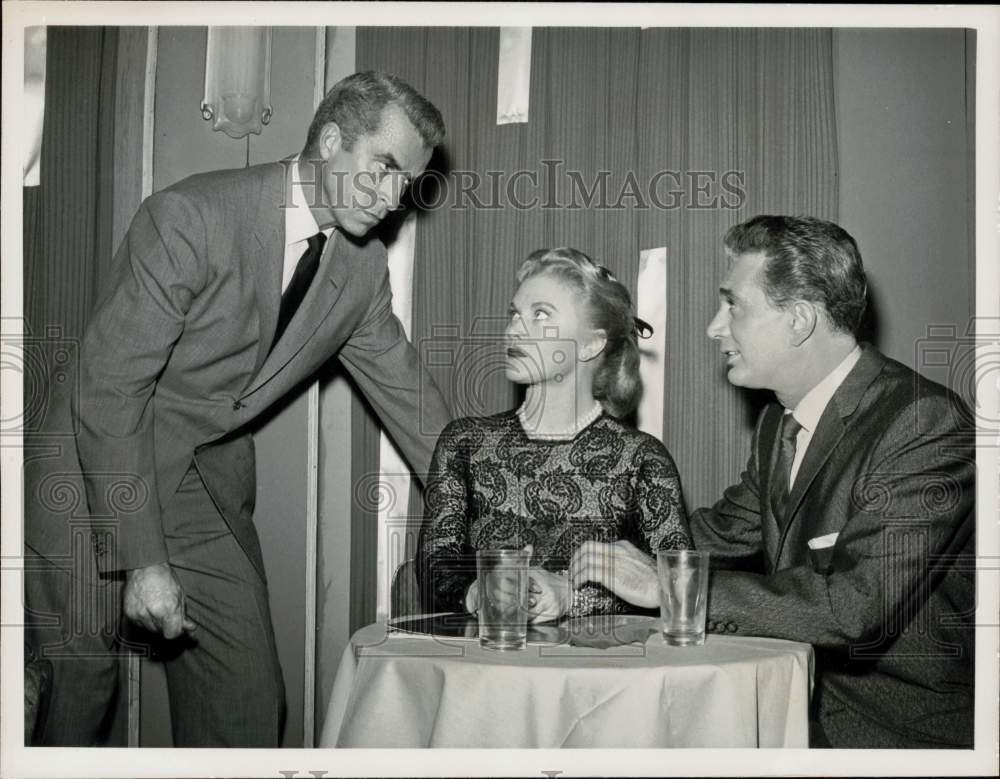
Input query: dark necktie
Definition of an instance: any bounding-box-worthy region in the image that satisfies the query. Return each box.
[770,412,803,523]
[272,231,327,349]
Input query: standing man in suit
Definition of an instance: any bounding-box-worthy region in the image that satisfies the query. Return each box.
[25,71,452,746]
[571,215,975,748]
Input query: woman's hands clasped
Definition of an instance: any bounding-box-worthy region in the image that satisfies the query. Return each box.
[525,568,570,623]
[464,567,571,623]
[466,540,660,619]
[464,543,572,624]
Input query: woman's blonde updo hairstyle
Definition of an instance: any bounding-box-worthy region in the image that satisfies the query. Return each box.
[516,247,642,418]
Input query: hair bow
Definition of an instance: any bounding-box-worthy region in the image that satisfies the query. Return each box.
[634,317,654,339]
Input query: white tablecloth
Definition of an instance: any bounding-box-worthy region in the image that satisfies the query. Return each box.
[319,618,814,748]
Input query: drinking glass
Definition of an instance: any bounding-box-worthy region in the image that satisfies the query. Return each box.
[656,550,710,646]
[476,549,530,650]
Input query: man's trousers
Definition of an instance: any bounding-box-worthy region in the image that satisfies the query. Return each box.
[25,465,286,746]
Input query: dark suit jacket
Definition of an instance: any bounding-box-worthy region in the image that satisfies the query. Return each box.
[25,161,451,579]
[691,345,975,748]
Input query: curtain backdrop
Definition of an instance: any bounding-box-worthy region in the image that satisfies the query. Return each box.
[21,25,145,746]
[23,27,119,434]
[637,28,839,511]
[350,28,839,626]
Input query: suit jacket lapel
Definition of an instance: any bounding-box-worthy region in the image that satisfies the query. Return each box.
[759,405,784,509]
[783,405,847,528]
[249,163,286,376]
[774,345,886,564]
[244,229,352,395]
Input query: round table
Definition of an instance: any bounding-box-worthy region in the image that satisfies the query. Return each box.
[320,615,814,748]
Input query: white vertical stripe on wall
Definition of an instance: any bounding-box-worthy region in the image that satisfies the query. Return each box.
[141,28,157,201]
[377,210,417,620]
[301,26,326,749]
[497,27,532,124]
[315,26,356,742]
[636,247,668,440]
[23,26,45,186]
[325,26,356,89]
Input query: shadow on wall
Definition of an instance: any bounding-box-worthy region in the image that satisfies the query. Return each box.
[382,144,452,241]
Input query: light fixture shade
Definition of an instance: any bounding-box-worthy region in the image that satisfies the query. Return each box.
[201,27,273,139]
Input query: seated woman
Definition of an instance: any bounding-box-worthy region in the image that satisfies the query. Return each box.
[415,247,691,622]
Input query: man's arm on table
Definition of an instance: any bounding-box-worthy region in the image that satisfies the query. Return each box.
[693,394,974,649]
[569,413,768,606]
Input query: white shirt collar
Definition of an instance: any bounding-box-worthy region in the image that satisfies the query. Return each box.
[285,158,326,246]
[791,345,862,433]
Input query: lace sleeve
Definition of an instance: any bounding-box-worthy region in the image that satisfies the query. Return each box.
[635,437,692,553]
[415,419,476,613]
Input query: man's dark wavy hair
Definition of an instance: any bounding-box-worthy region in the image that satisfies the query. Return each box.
[303,70,445,153]
[724,215,868,335]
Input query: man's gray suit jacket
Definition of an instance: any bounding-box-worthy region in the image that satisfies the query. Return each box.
[691,345,975,748]
[25,161,451,580]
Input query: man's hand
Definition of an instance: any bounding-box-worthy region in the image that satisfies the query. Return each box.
[123,562,196,639]
[569,540,660,608]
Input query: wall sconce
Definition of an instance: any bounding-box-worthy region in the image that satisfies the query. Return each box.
[201,27,273,139]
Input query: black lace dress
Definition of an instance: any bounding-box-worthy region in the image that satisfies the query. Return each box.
[415,410,691,617]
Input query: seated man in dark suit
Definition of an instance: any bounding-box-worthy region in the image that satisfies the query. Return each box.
[571,215,975,748]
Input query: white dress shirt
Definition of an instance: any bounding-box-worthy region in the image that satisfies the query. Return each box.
[282,159,334,293]
[787,345,862,486]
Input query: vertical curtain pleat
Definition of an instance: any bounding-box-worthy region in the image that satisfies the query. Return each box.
[348,393,379,633]
[462,27,529,417]
[94,30,118,299]
[541,29,642,292]
[111,29,150,259]
[23,185,44,327]
[407,28,474,534]
[36,28,118,336]
[24,27,118,436]
[598,29,642,284]
[22,26,127,742]
[22,186,45,435]
[413,26,473,403]
[639,28,745,510]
